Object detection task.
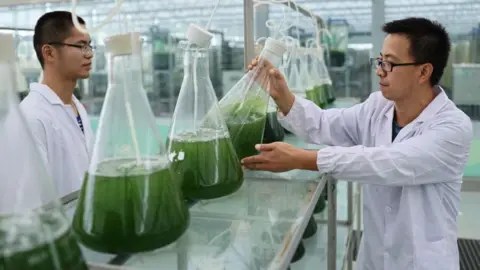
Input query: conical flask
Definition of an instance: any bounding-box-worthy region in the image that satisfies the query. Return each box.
[305,47,327,108]
[167,24,243,200]
[72,32,189,254]
[314,46,335,104]
[286,45,306,99]
[263,97,285,143]
[254,43,285,144]
[299,47,320,106]
[218,38,287,160]
[0,33,88,270]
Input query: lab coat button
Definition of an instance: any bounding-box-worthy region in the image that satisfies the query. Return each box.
[385,206,392,213]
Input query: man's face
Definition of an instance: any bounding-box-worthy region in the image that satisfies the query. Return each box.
[377,34,421,101]
[54,26,93,80]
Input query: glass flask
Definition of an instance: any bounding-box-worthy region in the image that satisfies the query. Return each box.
[0,33,88,270]
[218,37,287,160]
[255,43,285,144]
[286,44,306,101]
[304,47,326,108]
[299,47,320,107]
[167,24,243,200]
[313,46,335,105]
[72,32,189,254]
[263,97,285,143]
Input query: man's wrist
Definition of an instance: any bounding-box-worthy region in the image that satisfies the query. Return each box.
[278,93,295,116]
[297,149,318,171]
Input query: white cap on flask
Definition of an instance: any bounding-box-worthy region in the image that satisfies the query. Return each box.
[187,24,214,48]
[264,37,287,57]
[104,32,142,56]
[0,33,15,62]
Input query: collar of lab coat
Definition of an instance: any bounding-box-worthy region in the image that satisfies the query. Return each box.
[384,85,448,126]
[29,83,81,106]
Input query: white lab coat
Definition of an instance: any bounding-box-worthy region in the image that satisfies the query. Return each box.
[20,83,94,198]
[279,87,473,270]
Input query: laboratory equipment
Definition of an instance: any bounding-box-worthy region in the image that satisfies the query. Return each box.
[218,37,287,159]
[263,97,285,143]
[254,41,285,144]
[72,32,189,254]
[302,216,318,239]
[325,20,349,67]
[299,47,320,106]
[311,45,335,106]
[0,33,87,270]
[167,24,243,200]
[286,43,307,101]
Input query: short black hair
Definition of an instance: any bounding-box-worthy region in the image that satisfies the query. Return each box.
[33,11,86,68]
[382,17,451,86]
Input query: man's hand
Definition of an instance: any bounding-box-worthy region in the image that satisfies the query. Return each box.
[247,57,295,115]
[241,142,318,172]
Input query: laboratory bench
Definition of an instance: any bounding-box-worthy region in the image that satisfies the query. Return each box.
[62,97,361,270]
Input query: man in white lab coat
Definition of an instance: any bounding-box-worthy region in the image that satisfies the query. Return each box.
[242,18,473,270]
[21,11,94,198]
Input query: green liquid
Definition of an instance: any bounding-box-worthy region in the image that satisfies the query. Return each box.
[314,85,329,108]
[302,215,318,239]
[0,209,87,270]
[325,84,336,103]
[226,114,266,160]
[291,240,305,263]
[314,193,326,214]
[306,89,321,107]
[72,158,189,254]
[168,130,244,200]
[263,111,284,143]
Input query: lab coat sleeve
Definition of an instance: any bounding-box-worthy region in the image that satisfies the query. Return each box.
[316,117,473,186]
[277,94,373,147]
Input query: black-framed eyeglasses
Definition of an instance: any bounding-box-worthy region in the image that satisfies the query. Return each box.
[370,58,423,72]
[48,42,95,55]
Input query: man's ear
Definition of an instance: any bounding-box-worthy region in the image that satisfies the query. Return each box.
[42,44,56,65]
[419,63,433,85]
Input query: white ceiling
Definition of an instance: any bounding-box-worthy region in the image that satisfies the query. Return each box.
[0,0,478,41]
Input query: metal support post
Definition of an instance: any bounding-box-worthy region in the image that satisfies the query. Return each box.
[347,181,353,270]
[280,0,325,29]
[356,184,362,252]
[243,0,255,70]
[370,0,385,93]
[327,175,337,270]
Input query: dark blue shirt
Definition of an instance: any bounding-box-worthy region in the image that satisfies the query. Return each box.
[76,115,84,133]
[392,115,403,142]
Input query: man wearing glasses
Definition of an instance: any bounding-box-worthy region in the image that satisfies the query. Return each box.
[242,17,472,269]
[21,11,95,198]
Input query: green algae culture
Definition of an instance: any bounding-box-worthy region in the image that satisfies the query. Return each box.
[0,207,88,270]
[263,112,285,144]
[313,84,329,108]
[221,96,268,160]
[168,128,244,200]
[327,84,336,103]
[72,157,189,254]
[302,215,318,239]
[306,88,321,107]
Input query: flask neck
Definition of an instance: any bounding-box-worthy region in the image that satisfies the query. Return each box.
[183,49,210,78]
[258,49,282,69]
[107,54,142,86]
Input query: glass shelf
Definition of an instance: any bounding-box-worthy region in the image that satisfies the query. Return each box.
[63,170,326,270]
[63,98,358,270]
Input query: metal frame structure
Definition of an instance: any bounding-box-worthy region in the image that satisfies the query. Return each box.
[0,0,478,40]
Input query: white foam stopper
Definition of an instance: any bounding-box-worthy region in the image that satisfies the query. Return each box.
[264,37,287,57]
[187,24,214,48]
[104,32,142,56]
[0,33,15,62]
